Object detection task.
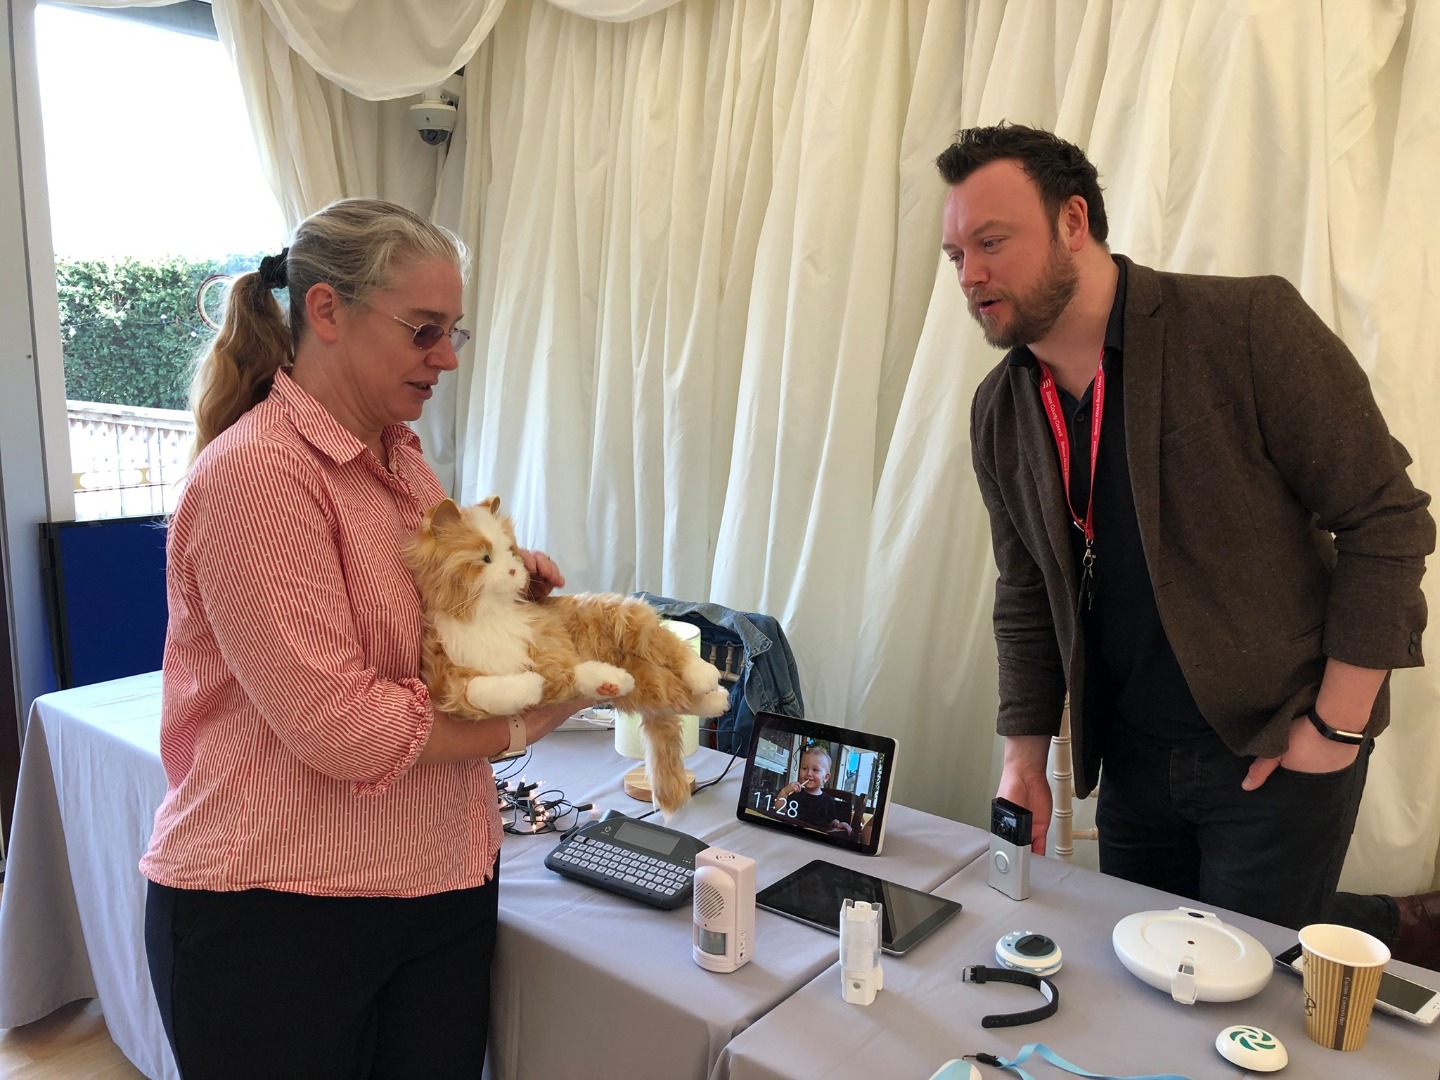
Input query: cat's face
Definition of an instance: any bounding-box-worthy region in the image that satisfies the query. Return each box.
[408,497,529,615]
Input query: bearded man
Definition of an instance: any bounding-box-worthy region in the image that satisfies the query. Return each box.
[938,123,1438,969]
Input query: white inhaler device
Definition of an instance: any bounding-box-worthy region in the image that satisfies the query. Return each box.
[840,898,884,1005]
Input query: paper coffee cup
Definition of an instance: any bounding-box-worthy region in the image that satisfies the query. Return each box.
[1299,923,1389,1051]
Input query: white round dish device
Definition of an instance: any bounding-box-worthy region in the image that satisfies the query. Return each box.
[1111,907,1272,1004]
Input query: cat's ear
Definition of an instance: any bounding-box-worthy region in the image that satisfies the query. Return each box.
[428,499,463,530]
[481,496,501,515]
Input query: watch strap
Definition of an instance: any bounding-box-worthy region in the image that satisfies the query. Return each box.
[964,965,1059,1028]
[490,715,527,762]
[1306,706,1366,746]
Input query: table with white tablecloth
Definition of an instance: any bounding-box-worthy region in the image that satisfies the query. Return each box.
[0,673,176,1080]
[487,740,989,1080]
[712,850,1440,1080]
[0,673,991,1080]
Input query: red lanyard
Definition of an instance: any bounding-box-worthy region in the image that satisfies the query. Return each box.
[1036,356,1105,606]
[1035,357,1104,540]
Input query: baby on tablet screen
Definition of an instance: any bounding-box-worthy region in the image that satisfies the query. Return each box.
[776,744,854,838]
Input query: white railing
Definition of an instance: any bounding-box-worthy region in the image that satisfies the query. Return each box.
[68,400,194,519]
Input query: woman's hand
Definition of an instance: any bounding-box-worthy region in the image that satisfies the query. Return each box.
[521,698,590,746]
[520,549,564,601]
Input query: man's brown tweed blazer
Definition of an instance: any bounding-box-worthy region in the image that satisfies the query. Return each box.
[970,257,1434,796]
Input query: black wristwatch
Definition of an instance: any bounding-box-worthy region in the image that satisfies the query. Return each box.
[1306,706,1366,746]
[963,965,1059,1028]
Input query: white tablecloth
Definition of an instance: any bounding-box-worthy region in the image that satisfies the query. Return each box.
[0,674,991,1080]
[712,851,1440,1080]
[0,673,175,1080]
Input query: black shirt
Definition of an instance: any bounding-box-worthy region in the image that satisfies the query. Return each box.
[1009,258,1214,745]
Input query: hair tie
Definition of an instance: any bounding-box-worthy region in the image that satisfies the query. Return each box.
[258,247,290,289]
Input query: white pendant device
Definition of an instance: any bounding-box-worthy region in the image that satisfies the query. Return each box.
[693,847,755,973]
[1215,1025,1288,1072]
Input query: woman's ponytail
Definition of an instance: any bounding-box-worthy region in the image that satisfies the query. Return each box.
[189,258,292,459]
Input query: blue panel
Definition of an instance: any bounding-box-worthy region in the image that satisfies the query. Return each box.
[39,515,168,689]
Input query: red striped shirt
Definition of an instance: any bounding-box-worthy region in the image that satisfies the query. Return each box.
[140,370,501,897]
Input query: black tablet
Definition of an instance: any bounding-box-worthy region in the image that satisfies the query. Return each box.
[755,859,962,955]
[736,712,897,856]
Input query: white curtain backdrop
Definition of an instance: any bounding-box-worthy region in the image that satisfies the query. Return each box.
[116,0,1439,895]
[207,3,445,227]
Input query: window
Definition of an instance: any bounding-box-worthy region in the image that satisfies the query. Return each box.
[36,1,284,519]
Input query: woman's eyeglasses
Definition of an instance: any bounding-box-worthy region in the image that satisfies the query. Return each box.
[366,302,471,351]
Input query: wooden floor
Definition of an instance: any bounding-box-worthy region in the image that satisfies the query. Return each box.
[0,884,146,1079]
[0,999,146,1079]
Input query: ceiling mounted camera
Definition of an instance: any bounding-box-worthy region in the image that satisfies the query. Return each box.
[411,74,463,146]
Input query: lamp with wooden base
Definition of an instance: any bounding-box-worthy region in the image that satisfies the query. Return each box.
[614,619,702,805]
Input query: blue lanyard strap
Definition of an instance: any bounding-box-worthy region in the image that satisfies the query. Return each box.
[971,1043,1192,1080]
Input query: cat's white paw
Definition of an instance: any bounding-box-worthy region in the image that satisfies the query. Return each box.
[466,671,544,715]
[693,687,730,718]
[682,656,723,695]
[574,660,635,699]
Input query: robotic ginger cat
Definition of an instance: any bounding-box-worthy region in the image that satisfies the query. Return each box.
[406,497,728,815]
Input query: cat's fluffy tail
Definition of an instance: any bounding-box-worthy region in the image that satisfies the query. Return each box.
[642,714,692,817]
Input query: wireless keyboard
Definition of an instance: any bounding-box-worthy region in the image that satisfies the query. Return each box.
[545,814,707,910]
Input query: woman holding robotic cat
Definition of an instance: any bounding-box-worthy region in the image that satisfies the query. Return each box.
[138,198,586,1078]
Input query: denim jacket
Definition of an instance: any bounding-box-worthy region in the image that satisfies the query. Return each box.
[635,592,804,754]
